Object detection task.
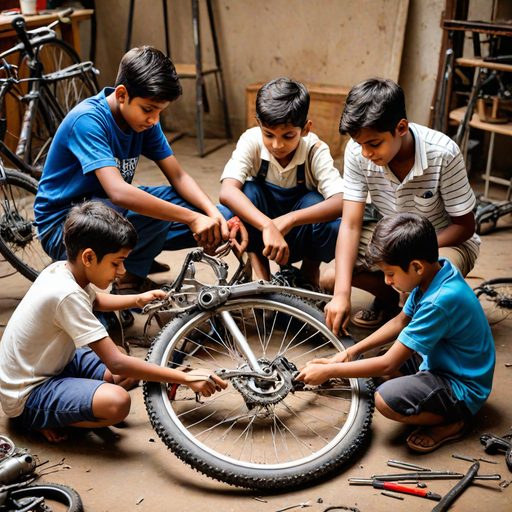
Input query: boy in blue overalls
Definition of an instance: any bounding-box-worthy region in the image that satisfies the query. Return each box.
[220,78,343,288]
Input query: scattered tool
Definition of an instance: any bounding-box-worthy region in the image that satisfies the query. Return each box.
[387,459,430,471]
[452,453,498,464]
[349,479,441,501]
[381,491,404,500]
[480,433,512,471]
[275,501,311,512]
[432,461,480,512]
[366,471,501,481]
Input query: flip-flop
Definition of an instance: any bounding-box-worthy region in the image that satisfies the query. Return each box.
[406,424,465,453]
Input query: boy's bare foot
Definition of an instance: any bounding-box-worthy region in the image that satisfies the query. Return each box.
[406,420,465,453]
[38,427,69,443]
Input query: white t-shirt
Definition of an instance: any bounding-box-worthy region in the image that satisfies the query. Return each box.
[221,127,343,199]
[343,122,479,256]
[0,261,108,417]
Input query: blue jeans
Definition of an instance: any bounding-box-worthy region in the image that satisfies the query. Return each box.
[242,181,340,263]
[39,185,232,278]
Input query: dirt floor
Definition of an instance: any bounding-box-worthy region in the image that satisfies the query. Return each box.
[1,136,511,512]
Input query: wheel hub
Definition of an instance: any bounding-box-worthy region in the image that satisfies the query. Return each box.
[231,356,299,406]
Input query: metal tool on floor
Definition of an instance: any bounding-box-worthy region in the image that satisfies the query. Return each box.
[387,459,431,471]
[275,501,311,512]
[348,479,441,501]
[480,433,512,471]
[362,471,501,481]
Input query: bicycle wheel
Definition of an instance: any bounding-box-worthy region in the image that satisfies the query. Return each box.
[7,482,83,512]
[474,277,512,324]
[0,168,52,281]
[144,293,374,490]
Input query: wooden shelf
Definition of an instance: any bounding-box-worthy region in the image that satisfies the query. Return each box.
[456,57,512,73]
[449,106,512,136]
[174,63,219,78]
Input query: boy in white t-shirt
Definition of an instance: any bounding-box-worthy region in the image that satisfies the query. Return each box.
[0,202,227,443]
[220,77,343,288]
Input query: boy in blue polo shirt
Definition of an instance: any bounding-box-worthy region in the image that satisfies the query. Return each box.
[298,213,494,452]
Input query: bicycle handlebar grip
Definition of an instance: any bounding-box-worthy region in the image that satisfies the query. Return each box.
[11,16,35,59]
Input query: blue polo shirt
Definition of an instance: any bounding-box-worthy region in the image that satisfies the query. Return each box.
[34,87,173,237]
[399,259,495,415]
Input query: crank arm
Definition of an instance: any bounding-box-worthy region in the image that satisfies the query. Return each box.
[215,368,278,381]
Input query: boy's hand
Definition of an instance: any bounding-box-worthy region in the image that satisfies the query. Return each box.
[227,216,249,254]
[190,213,222,252]
[272,212,295,237]
[185,369,228,397]
[307,349,352,366]
[325,294,351,335]
[296,363,337,386]
[135,289,167,308]
[262,221,290,266]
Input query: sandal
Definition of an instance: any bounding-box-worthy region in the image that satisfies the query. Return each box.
[406,423,465,453]
[351,298,399,328]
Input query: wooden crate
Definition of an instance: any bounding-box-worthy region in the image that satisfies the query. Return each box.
[246,82,351,158]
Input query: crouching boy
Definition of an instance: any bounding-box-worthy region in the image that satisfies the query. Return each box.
[0,202,226,442]
[298,213,494,453]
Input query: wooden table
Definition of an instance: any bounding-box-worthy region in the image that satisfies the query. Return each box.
[0,9,93,56]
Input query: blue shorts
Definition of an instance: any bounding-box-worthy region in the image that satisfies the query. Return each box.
[16,348,107,431]
[377,371,471,422]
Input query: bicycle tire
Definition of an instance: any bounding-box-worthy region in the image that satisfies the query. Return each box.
[7,482,83,512]
[0,168,52,281]
[144,293,374,490]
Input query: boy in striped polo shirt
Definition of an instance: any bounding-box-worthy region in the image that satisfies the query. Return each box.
[322,78,479,333]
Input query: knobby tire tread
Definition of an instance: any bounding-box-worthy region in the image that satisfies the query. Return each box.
[143,294,375,490]
[8,482,83,512]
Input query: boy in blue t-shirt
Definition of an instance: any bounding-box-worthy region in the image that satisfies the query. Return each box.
[298,212,495,453]
[35,46,234,293]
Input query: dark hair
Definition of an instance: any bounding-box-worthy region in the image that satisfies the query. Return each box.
[366,213,438,271]
[255,77,310,128]
[115,46,182,102]
[64,202,138,262]
[339,78,407,136]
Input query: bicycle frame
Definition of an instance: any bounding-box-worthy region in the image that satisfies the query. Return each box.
[142,245,334,375]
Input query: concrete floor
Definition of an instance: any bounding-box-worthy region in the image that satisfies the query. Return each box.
[0,136,511,512]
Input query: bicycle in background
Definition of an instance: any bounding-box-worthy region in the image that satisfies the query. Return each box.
[0,10,99,281]
[0,9,98,175]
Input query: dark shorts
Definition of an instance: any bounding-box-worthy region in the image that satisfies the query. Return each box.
[377,371,471,422]
[16,348,107,431]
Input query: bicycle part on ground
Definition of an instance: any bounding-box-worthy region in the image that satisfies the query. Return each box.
[0,436,15,461]
[364,471,500,481]
[480,433,512,471]
[474,196,512,235]
[432,462,480,512]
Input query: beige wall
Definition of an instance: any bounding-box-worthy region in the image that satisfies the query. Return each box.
[92,0,495,140]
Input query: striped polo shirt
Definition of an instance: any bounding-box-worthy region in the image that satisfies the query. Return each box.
[343,123,479,255]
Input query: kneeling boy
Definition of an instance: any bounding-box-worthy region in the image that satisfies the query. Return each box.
[0,202,226,442]
[298,213,494,452]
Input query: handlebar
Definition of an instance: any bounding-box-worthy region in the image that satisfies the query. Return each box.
[0,8,74,61]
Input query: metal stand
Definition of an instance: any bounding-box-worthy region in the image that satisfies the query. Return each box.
[125,0,231,157]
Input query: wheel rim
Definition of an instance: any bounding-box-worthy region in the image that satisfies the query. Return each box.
[156,298,362,470]
[0,179,51,278]
[477,282,512,324]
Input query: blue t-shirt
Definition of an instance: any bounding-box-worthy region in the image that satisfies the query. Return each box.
[34,87,173,237]
[399,259,495,415]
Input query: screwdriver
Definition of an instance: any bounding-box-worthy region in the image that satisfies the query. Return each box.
[350,479,442,501]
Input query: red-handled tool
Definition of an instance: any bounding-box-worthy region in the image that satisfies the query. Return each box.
[349,478,442,501]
